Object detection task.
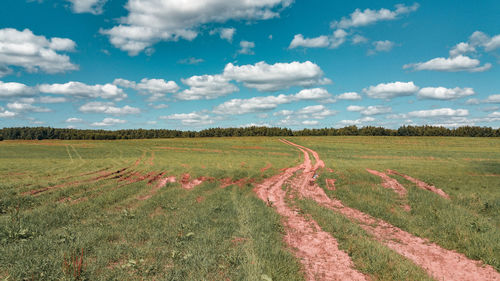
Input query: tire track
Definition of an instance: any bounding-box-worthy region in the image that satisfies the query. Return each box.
[281,139,500,281]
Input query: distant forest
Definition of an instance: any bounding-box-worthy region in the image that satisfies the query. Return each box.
[0,125,499,141]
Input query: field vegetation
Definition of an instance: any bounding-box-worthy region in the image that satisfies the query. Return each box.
[0,136,499,280]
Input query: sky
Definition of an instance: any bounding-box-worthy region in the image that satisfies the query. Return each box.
[0,0,499,130]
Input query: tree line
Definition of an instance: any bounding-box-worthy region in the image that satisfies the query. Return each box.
[0,125,499,141]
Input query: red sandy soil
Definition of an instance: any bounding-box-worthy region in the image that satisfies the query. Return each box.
[325,178,336,190]
[386,169,450,199]
[196,196,205,203]
[254,141,367,281]
[135,151,146,166]
[282,140,500,281]
[180,174,214,190]
[260,163,272,173]
[219,177,251,188]
[155,175,177,189]
[366,169,408,197]
[25,167,130,195]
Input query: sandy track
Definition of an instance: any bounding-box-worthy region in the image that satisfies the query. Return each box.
[254,141,367,280]
[366,169,407,197]
[386,169,450,199]
[282,139,500,281]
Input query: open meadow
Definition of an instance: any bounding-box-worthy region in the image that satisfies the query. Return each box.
[1,136,500,281]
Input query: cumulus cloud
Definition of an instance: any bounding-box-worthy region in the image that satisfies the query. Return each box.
[66,117,83,123]
[351,35,368,44]
[289,34,330,49]
[160,112,214,126]
[91,117,126,126]
[276,105,336,126]
[363,81,419,99]
[0,105,18,118]
[114,78,179,101]
[0,28,78,75]
[337,116,375,126]
[67,0,107,14]
[210,27,236,42]
[39,96,67,103]
[223,61,330,92]
[39,81,127,101]
[403,55,492,72]
[417,87,474,100]
[337,92,362,100]
[177,74,238,100]
[408,108,469,118]
[238,41,255,55]
[368,40,395,55]
[213,88,333,115]
[485,94,500,103]
[331,3,419,29]
[360,105,391,115]
[100,0,292,55]
[213,94,291,115]
[293,88,332,100]
[79,101,140,115]
[6,102,51,113]
[0,81,35,98]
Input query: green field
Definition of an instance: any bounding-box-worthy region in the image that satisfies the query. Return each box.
[1,137,499,280]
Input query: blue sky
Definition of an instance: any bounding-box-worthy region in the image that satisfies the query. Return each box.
[0,0,499,130]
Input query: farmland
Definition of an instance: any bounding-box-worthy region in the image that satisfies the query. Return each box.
[1,136,500,280]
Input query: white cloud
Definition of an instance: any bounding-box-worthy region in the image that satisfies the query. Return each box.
[485,95,500,103]
[0,107,17,118]
[210,27,236,42]
[331,3,419,29]
[360,105,391,115]
[66,117,83,123]
[0,81,35,98]
[6,102,51,113]
[79,101,140,115]
[91,117,127,126]
[114,78,179,101]
[0,28,77,75]
[302,120,319,126]
[238,41,255,55]
[273,110,294,116]
[408,108,469,118]
[213,94,291,115]
[289,34,330,49]
[100,0,292,55]
[178,57,204,65]
[417,87,474,100]
[337,92,361,100]
[39,81,127,101]
[67,0,107,14]
[403,55,492,72]
[338,116,375,126]
[469,31,500,52]
[149,103,168,109]
[465,98,480,105]
[488,112,500,118]
[160,112,214,126]
[39,96,67,103]
[449,42,476,57]
[293,88,332,100]
[178,74,238,100]
[369,40,395,54]
[347,105,365,111]
[223,61,330,92]
[213,88,334,115]
[363,81,419,99]
[351,34,368,44]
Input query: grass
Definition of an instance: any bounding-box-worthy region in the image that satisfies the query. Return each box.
[1,136,499,280]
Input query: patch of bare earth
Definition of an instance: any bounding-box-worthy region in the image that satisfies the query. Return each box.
[282,140,500,281]
[366,169,410,211]
[325,178,336,190]
[180,174,214,190]
[254,140,367,281]
[386,169,450,199]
